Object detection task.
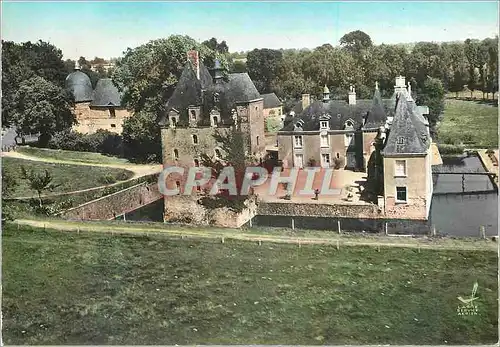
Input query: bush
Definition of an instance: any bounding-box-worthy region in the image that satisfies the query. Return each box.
[98,174,117,185]
[333,157,345,169]
[115,171,132,181]
[437,144,465,155]
[47,129,123,156]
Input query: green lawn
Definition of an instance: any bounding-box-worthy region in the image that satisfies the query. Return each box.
[438,100,498,148]
[3,224,497,345]
[2,157,134,197]
[16,147,130,165]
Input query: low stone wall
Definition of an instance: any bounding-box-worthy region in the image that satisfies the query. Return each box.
[251,215,431,235]
[164,195,257,228]
[60,182,162,220]
[257,201,382,219]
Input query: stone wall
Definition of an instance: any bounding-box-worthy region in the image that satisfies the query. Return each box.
[72,103,132,134]
[60,181,162,220]
[257,201,382,219]
[164,195,257,227]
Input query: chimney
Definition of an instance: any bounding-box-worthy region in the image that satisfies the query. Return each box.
[322,85,330,103]
[301,94,310,110]
[348,85,356,105]
[394,75,406,95]
[187,50,200,79]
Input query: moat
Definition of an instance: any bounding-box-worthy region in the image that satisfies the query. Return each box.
[122,154,497,237]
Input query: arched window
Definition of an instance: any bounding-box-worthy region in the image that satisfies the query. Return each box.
[212,116,218,126]
[190,110,196,120]
[173,149,179,159]
[194,158,200,167]
[256,135,260,146]
[192,134,198,144]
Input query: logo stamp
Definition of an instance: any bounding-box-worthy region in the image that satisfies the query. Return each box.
[457,281,479,316]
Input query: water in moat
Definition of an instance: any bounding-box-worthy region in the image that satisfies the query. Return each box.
[430,154,498,237]
[122,155,498,237]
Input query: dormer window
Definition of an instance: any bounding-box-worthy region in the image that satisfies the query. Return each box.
[345,120,354,128]
[190,110,196,120]
[192,134,198,144]
[397,136,405,145]
[173,148,179,160]
[170,116,178,128]
[210,109,221,127]
[214,148,222,159]
[320,121,329,130]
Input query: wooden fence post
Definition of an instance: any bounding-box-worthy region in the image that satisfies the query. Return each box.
[480,226,486,239]
[385,222,388,235]
[337,220,341,234]
[336,240,340,250]
[291,218,295,230]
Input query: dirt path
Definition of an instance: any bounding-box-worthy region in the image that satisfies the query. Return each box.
[14,219,497,251]
[2,151,162,178]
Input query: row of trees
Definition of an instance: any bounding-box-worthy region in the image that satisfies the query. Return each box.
[243,31,498,101]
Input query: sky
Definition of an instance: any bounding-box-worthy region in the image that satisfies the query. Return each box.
[2,1,498,60]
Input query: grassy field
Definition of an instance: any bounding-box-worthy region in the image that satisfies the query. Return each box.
[2,157,134,197]
[438,99,498,148]
[16,147,130,165]
[3,224,497,345]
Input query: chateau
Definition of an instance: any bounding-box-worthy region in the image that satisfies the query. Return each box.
[158,51,438,223]
[65,64,131,134]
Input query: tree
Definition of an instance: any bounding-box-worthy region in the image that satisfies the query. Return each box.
[20,166,59,209]
[122,111,162,163]
[464,39,481,97]
[202,38,229,54]
[230,60,247,73]
[416,77,445,138]
[112,35,224,115]
[246,48,283,93]
[340,30,373,56]
[11,76,75,146]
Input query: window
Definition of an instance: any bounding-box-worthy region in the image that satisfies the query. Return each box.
[212,116,219,127]
[190,110,196,120]
[214,148,222,159]
[320,134,329,147]
[109,108,116,118]
[194,159,200,167]
[256,136,260,146]
[175,181,181,192]
[294,135,303,148]
[395,160,407,177]
[192,134,198,144]
[336,152,340,159]
[170,116,177,127]
[320,121,329,129]
[110,124,116,128]
[321,153,331,168]
[396,186,407,203]
[397,136,405,145]
[173,149,179,160]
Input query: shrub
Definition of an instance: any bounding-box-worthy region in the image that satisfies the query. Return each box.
[98,174,117,185]
[333,157,345,169]
[115,171,132,181]
[437,144,465,155]
[47,130,123,156]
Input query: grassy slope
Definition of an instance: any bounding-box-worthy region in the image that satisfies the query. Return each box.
[2,157,134,197]
[3,225,497,345]
[16,147,129,165]
[438,100,498,148]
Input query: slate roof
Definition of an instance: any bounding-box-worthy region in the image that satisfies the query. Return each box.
[261,93,282,109]
[280,94,392,132]
[160,60,261,126]
[382,95,430,156]
[364,88,387,129]
[65,70,93,102]
[90,78,122,107]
